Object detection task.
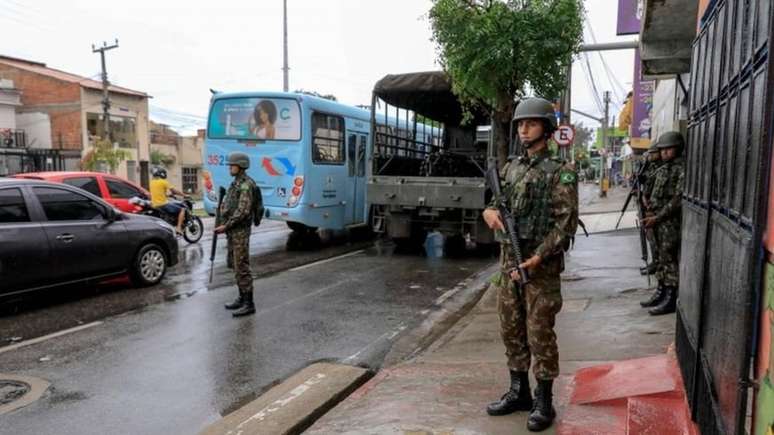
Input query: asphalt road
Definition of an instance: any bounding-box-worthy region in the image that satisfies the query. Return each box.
[0,220,493,435]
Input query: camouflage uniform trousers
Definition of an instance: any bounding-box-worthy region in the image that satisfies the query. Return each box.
[655,216,681,288]
[646,227,659,267]
[226,226,253,296]
[496,247,563,380]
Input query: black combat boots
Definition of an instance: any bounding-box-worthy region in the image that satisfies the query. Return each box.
[232,293,256,317]
[649,287,677,315]
[640,282,667,307]
[224,294,244,310]
[486,370,533,416]
[527,379,556,432]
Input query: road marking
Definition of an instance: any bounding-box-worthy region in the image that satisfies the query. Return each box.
[227,373,328,435]
[0,322,102,354]
[342,323,407,364]
[434,287,461,306]
[287,249,365,272]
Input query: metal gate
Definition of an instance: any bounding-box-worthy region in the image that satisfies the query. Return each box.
[679,1,772,434]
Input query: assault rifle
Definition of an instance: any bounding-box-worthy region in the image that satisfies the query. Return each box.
[616,161,651,285]
[209,187,227,284]
[485,164,529,285]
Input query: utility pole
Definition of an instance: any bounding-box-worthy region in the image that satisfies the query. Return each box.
[282,0,289,92]
[92,39,119,143]
[600,90,611,197]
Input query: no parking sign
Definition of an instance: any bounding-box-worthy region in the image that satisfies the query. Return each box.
[553,125,575,147]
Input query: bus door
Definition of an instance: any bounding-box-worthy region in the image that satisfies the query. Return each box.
[346,132,368,225]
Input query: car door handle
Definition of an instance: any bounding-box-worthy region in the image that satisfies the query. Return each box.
[56,234,75,243]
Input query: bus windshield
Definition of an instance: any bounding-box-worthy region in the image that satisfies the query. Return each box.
[207,97,302,141]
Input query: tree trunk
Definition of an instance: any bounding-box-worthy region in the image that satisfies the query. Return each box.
[492,108,512,170]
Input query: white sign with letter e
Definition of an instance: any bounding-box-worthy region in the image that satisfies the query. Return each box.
[553,125,575,147]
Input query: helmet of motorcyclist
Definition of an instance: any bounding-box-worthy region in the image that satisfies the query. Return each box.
[152,167,167,179]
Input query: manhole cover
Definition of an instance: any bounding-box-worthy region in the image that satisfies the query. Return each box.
[0,380,30,406]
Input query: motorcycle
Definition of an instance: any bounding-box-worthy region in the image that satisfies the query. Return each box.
[129,195,204,244]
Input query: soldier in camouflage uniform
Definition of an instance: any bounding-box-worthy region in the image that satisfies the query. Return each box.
[642,132,685,316]
[215,152,258,317]
[639,143,662,276]
[482,98,579,432]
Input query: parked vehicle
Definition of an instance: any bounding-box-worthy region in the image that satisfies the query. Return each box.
[202,91,434,233]
[367,71,494,251]
[129,195,204,244]
[13,171,150,214]
[0,178,179,297]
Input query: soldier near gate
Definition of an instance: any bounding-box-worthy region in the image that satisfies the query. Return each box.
[642,131,685,316]
[482,97,579,432]
[215,152,259,317]
[638,143,662,285]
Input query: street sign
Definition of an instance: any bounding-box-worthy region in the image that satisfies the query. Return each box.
[553,125,575,147]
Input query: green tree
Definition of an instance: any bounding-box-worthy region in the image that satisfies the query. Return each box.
[81,138,130,173]
[150,149,176,168]
[429,0,584,166]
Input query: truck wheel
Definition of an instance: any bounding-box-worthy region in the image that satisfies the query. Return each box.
[444,234,467,258]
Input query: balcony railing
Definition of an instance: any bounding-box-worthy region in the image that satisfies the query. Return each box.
[0,128,26,148]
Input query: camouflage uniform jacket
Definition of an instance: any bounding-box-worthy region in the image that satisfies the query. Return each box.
[492,148,579,261]
[641,161,663,202]
[650,157,684,224]
[219,172,257,231]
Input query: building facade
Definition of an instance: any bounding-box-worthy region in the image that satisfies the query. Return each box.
[0,55,151,186]
[150,122,204,195]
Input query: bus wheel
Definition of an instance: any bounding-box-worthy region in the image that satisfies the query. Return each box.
[287,221,317,233]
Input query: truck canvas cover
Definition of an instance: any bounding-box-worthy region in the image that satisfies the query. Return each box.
[373,71,488,126]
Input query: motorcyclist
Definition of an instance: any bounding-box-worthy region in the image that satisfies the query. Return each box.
[150,167,186,235]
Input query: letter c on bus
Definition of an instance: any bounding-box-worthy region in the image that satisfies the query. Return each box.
[280,108,290,120]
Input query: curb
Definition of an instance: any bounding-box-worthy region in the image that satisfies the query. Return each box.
[199,363,372,435]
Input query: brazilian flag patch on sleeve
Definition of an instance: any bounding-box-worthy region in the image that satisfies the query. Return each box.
[560,171,576,184]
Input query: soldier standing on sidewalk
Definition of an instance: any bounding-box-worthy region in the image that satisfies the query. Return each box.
[642,132,685,315]
[482,97,579,432]
[638,143,663,305]
[215,152,258,317]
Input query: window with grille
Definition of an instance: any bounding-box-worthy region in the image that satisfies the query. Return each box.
[312,113,344,165]
[182,167,199,194]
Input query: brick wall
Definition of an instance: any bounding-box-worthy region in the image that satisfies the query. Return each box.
[0,64,81,105]
[0,63,82,150]
[49,110,82,150]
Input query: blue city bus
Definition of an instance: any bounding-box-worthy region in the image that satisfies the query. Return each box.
[202,91,439,232]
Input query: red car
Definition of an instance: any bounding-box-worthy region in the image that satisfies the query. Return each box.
[13,171,149,213]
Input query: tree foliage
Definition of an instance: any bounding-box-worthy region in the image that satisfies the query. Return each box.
[429,0,584,165]
[150,149,176,167]
[81,138,130,173]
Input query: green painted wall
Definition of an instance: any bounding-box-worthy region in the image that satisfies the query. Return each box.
[755,264,774,435]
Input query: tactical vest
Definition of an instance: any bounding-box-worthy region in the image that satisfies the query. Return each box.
[504,156,562,243]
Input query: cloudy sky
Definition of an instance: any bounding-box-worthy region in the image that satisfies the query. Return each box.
[2,0,636,134]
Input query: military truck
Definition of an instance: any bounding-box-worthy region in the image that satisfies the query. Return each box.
[367,71,494,252]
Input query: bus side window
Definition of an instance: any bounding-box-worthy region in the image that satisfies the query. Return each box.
[312,113,344,165]
[348,134,357,176]
[358,135,367,177]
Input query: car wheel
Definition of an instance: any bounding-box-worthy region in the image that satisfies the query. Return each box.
[131,243,167,287]
[183,216,204,244]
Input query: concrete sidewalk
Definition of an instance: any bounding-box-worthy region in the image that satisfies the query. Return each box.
[306,229,675,434]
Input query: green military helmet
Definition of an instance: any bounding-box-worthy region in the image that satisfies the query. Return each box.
[655,131,685,150]
[512,97,558,131]
[647,142,660,154]
[227,152,250,169]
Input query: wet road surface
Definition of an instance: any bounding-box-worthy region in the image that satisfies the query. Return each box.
[0,221,493,435]
[0,219,370,344]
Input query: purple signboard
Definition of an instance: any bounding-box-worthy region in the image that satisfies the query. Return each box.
[617,0,642,35]
[632,49,654,146]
